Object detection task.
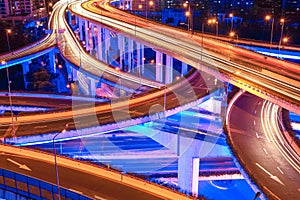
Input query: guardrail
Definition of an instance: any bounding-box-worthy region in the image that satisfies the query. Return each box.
[0,168,91,200]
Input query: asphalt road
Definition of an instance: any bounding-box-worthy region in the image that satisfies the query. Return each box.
[227,92,300,200]
[0,149,165,200]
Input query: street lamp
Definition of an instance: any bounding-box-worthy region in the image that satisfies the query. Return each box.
[208,18,218,36]
[265,15,274,53]
[279,18,285,48]
[185,11,191,32]
[183,2,192,34]
[146,1,154,19]
[6,29,11,52]
[229,13,234,32]
[53,126,67,200]
[2,64,15,138]
[229,31,238,44]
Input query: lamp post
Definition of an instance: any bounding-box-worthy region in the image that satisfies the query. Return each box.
[185,11,191,33]
[279,18,285,49]
[6,29,11,52]
[229,31,238,44]
[183,2,192,34]
[146,1,154,19]
[53,127,67,200]
[280,37,288,51]
[208,18,218,36]
[265,15,274,54]
[229,13,234,32]
[1,61,15,138]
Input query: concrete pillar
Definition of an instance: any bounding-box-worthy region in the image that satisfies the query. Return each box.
[71,67,77,81]
[181,62,188,76]
[91,23,95,50]
[67,11,72,26]
[104,29,110,63]
[84,20,90,51]
[165,55,173,84]
[118,35,124,70]
[110,34,119,67]
[155,51,163,82]
[65,62,73,81]
[178,139,201,196]
[192,158,200,196]
[22,62,29,88]
[136,42,141,75]
[75,16,79,26]
[88,78,96,96]
[128,39,133,72]
[141,44,145,74]
[78,18,83,41]
[49,51,56,73]
[97,26,103,61]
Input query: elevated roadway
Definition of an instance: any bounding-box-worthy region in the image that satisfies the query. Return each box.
[0,0,162,92]
[227,91,300,199]
[0,144,192,200]
[73,0,300,115]
[0,69,219,139]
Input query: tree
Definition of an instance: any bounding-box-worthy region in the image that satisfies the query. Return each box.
[26,68,57,92]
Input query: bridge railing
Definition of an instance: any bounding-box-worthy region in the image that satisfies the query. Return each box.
[0,168,91,200]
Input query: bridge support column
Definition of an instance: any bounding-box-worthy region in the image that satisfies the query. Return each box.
[67,11,72,26]
[178,140,201,197]
[84,20,90,52]
[118,35,124,70]
[155,51,163,82]
[141,44,145,74]
[181,62,188,76]
[22,62,29,89]
[128,39,133,72]
[65,62,73,82]
[88,78,96,96]
[110,33,119,67]
[49,51,56,73]
[71,67,77,81]
[78,18,84,41]
[91,23,95,50]
[165,55,173,84]
[104,29,110,63]
[96,26,103,61]
[136,42,142,76]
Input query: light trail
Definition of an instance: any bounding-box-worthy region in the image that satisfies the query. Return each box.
[261,101,300,173]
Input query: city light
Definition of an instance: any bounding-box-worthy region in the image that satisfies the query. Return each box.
[265,15,274,52]
[265,15,271,21]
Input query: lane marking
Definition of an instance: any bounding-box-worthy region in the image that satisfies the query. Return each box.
[276,166,284,175]
[7,158,31,171]
[256,163,284,185]
[255,132,260,139]
[94,195,107,200]
[68,188,82,194]
[263,148,268,155]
